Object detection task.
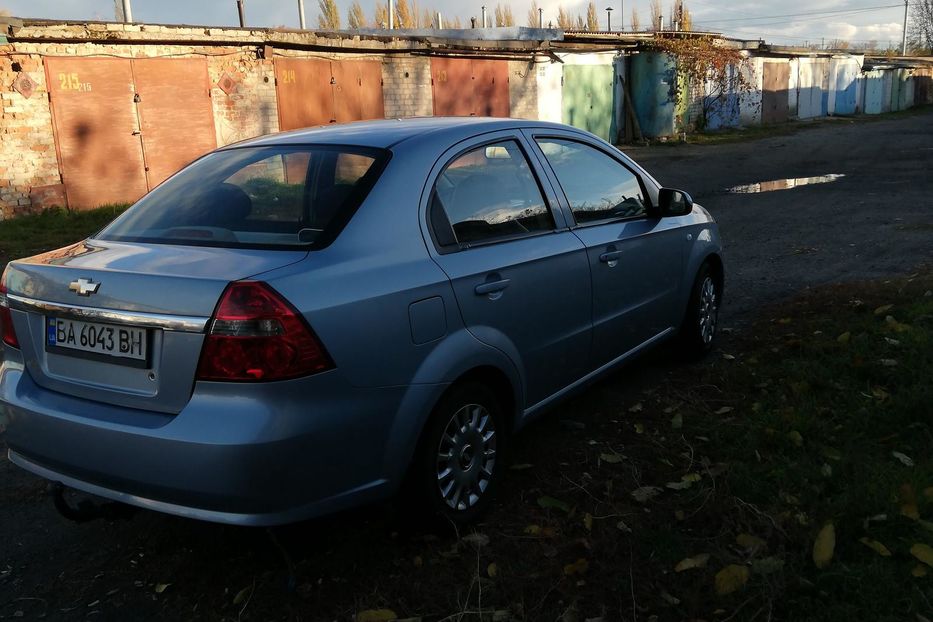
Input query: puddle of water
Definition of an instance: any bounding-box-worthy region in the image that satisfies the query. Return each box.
[724,174,845,194]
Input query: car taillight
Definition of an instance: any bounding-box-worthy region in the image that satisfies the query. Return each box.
[0,272,19,349]
[196,281,333,382]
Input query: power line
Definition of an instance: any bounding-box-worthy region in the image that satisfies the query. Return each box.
[691,3,902,26]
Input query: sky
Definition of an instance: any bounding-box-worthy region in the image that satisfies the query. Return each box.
[0,0,911,48]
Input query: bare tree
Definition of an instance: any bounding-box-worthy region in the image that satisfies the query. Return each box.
[348,0,366,28]
[557,5,575,29]
[649,0,662,31]
[631,7,641,31]
[373,2,388,27]
[910,0,933,53]
[494,4,515,27]
[585,1,598,30]
[317,0,341,29]
[527,0,541,26]
[671,0,692,30]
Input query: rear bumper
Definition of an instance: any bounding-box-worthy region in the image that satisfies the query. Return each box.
[1,359,443,526]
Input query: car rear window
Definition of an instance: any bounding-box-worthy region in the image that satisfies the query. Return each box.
[96,145,389,249]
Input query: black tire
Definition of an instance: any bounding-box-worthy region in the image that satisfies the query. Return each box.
[676,262,721,360]
[411,381,507,526]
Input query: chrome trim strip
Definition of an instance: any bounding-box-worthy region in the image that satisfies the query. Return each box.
[5,294,208,333]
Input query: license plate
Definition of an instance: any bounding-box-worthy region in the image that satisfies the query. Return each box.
[46,317,148,362]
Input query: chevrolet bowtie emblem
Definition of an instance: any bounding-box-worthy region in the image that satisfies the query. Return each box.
[69,278,100,296]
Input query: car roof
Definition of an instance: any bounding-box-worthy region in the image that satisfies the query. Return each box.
[221,117,583,151]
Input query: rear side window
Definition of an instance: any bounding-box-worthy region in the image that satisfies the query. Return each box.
[431,140,553,247]
[536,138,647,224]
[97,146,388,249]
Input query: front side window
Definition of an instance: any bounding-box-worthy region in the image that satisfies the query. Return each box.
[431,140,553,247]
[536,138,647,224]
[97,146,387,249]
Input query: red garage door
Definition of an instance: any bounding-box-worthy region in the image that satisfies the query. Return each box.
[45,57,217,209]
[45,58,148,209]
[432,58,510,117]
[275,59,385,130]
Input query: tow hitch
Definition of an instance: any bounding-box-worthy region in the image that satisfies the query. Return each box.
[52,483,138,523]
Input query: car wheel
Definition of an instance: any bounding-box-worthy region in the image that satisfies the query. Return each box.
[414,382,506,526]
[677,262,720,360]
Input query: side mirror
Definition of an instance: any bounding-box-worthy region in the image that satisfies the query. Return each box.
[657,188,694,217]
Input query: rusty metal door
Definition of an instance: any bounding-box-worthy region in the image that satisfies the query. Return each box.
[45,57,148,209]
[472,60,509,117]
[432,58,475,116]
[332,61,363,124]
[275,58,335,130]
[762,62,790,124]
[356,61,385,121]
[132,59,216,189]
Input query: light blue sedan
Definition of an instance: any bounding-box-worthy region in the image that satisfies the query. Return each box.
[0,118,723,526]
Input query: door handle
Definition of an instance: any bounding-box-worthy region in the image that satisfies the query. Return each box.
[599,250,623,263]
[474,279,511,296]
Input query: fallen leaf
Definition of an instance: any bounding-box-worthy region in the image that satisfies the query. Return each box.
[859,537,892,557]
[778,317,792,324]
[675,553,710,572]
[674,509,685,521]
[487,562,498,578]
[563,558,589,576]
[736,533,766,553]
[600,453,623,464]
[671,412,683,429]
[154,583,171,594]
[714,564,749,595]
[633,423,645,434]
[787,431,804,447]
[583,513,593,531]
[233,585,252,605]
[722,353,736,360]
[462,532,490,547]
[813,523,836,569]
[630,486,663,503]
[413,556,423,567]
[874,304,894,315]
[912,543,933,568]
[821,463,833,477]
[751,557,785,575]
[660,590,681,605]
[880,358,899,367]
[885,315,911,333]
[629,402,644,413]
[884,337,900,346]
[537,496,571,514]
[356,610,398,622]
[893,451,915,467]
[912,565,929,578]
[667,473,702,490]
[837,331,851,344]
[616,519,632,533]
[714,406,734,415]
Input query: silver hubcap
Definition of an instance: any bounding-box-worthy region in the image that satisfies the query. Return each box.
[436,403,497,511]
[698,276,718,345]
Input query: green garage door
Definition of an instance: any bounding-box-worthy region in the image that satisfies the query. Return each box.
[562,64,615,141]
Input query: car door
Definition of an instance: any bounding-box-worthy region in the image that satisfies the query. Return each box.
[425,133,592,408]
[526,132,685,369]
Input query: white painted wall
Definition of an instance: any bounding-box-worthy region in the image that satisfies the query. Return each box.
[535,60,563,123]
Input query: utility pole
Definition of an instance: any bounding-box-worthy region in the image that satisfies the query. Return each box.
[236,0,246,27]
[901,0,909,55]
[297,0,306,28]
[389,0,394,29]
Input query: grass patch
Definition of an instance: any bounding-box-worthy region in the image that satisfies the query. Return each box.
[0,205,128,263]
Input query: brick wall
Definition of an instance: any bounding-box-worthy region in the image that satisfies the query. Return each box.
[508,60,537,119]
[207,53,279,146]
[382,57,433,118]
[0,49,61,218]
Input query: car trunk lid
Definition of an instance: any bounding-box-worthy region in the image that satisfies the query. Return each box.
[3,240,308,415]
